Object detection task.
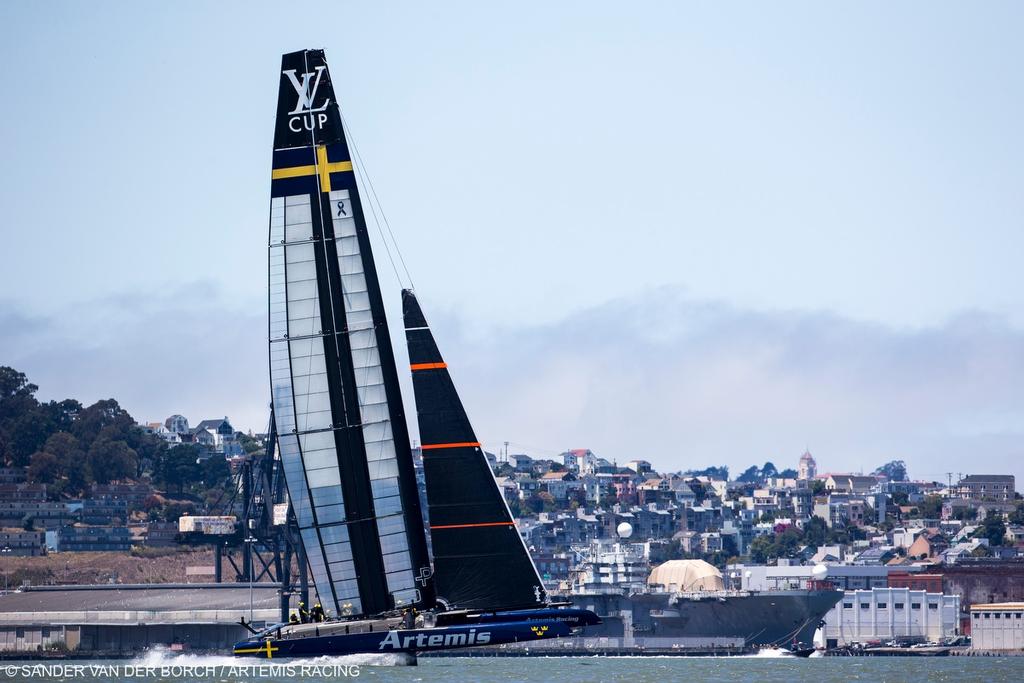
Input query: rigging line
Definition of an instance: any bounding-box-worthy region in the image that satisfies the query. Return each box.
[350,144,404,289]
[339,110,416,290]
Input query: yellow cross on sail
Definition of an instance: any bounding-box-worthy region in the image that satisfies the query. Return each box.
[271,144,353,192]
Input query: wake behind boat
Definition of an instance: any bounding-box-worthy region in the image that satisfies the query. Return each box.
[233,48,598,659]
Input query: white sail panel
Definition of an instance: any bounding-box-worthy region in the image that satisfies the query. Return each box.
[270,192,363,614]
[330,188,417,604]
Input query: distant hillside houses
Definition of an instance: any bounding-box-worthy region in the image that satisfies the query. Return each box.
[561,449,616,475]
[139,415,245,457]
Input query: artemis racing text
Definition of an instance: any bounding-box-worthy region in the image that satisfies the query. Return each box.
[377,628,491,651]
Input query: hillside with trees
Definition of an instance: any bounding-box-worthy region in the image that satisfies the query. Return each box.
[0,366,233,506]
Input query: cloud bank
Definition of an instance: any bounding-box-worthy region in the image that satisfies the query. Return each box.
[2,285,1021,483]
[425,287,1024,483]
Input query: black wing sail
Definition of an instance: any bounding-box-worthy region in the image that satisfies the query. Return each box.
[402,290,546,611]
[267,49,434,618]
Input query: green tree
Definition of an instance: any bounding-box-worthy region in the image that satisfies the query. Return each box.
[685,466,729,480]
[737,466,760,483]
[953,506,978,522]
[873,460,908,481]
[775,528,802,557]
[72,399,136,450]
[237,433,264,455]
[156,445,202,493]
[87,437,138,484]
[917,495,943,519]
[162,501,196,523]
[0,368,42,466]
[975,514,1007,547]
[200,455,231,487]
[809,480,826,495]
[27,450,60,484]
[64,453,92,496]
[523,492,557,515]
[802,515,828,547]
[40,399,82,433]
[121,426,166,479]
[28,432,89,494]
[748,535,774,563]
[1009,503,1024,526]
[5,412,57,466]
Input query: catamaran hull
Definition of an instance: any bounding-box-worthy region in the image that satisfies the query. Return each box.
[233,618,573,658]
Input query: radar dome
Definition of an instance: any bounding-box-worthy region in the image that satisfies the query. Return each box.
[812,564,829,580]
[616,522,633,538]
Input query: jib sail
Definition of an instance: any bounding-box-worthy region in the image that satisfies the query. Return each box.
[403,289,547,611]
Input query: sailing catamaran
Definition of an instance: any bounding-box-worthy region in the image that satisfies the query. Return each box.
[232,49,598,659]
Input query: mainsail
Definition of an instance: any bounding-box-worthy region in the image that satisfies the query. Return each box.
[403,290,547,611]
[267,49,433,617]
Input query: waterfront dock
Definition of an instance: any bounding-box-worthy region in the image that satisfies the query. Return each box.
[0,584,280,655]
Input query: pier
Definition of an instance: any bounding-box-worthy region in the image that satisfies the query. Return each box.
[0,584,280,655]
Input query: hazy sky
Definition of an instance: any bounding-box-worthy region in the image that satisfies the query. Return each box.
[1,2,1022,483]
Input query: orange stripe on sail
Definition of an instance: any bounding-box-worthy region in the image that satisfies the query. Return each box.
[420,442,481,450]
[410,362,447,371]
[430,521,515,530]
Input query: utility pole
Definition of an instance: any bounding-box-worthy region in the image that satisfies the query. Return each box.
[1,546,10,593]
[245,535,257,622]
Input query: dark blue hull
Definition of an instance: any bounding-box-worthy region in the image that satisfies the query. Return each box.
[235,619,571,658]
[233,607,600,658]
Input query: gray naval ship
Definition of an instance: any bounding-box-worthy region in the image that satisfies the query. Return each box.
[545,530,842,652]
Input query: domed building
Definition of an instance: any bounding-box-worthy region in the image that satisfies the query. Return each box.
[798,450,817,480]
[647,560,724,592]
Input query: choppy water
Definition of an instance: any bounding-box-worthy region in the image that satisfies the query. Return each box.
[3,650,1023,683]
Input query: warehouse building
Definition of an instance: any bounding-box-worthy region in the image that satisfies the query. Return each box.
[821,587,960,647]
[0,584,281,654]
[970,603,1024,652]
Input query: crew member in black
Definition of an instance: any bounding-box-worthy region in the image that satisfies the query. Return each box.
[311,603,326,622]
[298,602,310,623]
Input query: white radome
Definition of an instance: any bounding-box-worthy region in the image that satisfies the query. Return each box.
[811,564,829,580]
[616,522,633,539]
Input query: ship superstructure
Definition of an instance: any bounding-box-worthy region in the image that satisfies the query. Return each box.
[555,540,842,649]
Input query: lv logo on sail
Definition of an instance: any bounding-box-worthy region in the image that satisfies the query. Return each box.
[283,66,330,132]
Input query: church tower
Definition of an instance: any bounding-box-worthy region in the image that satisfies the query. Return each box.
[798,450,817,480]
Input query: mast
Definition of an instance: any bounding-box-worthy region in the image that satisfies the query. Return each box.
[267,49,433,617]
[403,290,547,611]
